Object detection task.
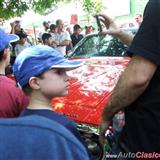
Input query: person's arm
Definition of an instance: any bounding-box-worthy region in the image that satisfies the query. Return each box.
[57,31,71,47]
[58,40,70,46]
[10,22,16,34]
[115,30,134,46]
[98,14,134,46]
[99,55,157,146]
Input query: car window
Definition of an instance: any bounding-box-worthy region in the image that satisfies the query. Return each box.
[68,34,128,57]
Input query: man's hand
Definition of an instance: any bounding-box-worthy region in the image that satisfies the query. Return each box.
[99,120,110,147]
[10,22,16,28]
[98,14,121,37]
[98,13,134,46]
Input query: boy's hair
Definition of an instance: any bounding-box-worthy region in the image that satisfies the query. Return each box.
[16,30,28,39]
[22,84,32,95]
[73,24,81,31]
[0,49,4,61]
[50,24,57,31]
[43,21,50,27]
[22,74,44,95]
[41,33,52,43]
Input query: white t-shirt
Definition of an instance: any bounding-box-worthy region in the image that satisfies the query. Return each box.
[54,31,71,55]
[15,41,31,56]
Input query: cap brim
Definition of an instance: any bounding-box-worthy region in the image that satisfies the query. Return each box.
[7,34,19,43]
[50,60,83,71]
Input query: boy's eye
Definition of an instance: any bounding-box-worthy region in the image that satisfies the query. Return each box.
[53,69,62,75]
[57,70,61,74]
[52,69,65,75]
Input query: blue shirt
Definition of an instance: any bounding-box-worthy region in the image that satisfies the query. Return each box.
[0,115,90,160]
[20,108,87,147]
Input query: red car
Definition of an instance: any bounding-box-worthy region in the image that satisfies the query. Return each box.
[52,33,130,127]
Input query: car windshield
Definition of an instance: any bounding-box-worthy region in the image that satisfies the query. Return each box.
[68,34,128,57]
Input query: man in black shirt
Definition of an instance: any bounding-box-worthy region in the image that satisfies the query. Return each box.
[71,24,83,47]
[99,0,160,154]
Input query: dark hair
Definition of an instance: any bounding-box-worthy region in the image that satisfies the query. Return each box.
[41,33,52,43]
[16,30,27,39]
[22,84,32,95]
[22,73,45,95]
[50,24,57,31]
[73,24,81,31]
[15,20,20,24]
[0,46,9,61]
[0,50,4,61]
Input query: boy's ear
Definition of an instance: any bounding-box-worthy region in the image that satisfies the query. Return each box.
[28,77,40,90]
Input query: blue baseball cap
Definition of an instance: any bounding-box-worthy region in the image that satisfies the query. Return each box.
[0,28,19,52]
[13,45,83,87]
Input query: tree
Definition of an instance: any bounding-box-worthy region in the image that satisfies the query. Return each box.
[81,0,104,22]
[0,0,103,22]
[0,0,71,20]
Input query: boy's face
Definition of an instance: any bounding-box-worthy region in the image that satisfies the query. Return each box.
[75,28,81,35]
[45,37,53,47]
[19,38,26,44]
[37,68,70,99]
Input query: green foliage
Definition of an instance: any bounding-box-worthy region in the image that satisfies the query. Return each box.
[32,0,59,15]
[0,0,71,20]
[82,0,104,21]
[0,0,29,19]
[0,0,102,20]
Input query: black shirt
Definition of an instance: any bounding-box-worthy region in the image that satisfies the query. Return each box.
[71,34,83,47]
[119,0,160,152]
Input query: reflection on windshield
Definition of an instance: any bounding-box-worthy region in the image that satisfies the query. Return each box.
[69,34,128,57]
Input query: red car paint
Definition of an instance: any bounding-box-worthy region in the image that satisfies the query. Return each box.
[52,57,130,126]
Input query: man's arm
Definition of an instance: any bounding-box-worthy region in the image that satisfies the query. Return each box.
[58,40,71,46]
[98,14,134,46]
[116,30,134,46]
[99,55,157,145]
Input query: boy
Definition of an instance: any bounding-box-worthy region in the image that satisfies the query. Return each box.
[13,45,87,147]
[15,30,31,56]
[71,24,84,47]
[41,33,57,48]
[0,28,29,117]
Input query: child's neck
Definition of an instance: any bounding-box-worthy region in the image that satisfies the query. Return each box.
[28,94,52,110]
[27,106,52,111]
[0,62,6,75]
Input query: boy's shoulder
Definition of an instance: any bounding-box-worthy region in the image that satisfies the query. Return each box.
[0,115,89,160]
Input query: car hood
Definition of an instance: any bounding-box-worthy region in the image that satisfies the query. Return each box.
[52,57,130,126]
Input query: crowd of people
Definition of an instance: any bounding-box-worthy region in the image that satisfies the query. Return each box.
[0,0,160,159]
[8,18,97,64]
[38,19,96,55]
